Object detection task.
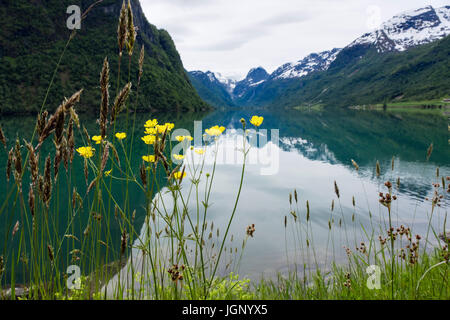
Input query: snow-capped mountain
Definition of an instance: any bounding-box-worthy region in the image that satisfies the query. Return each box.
[188,70,236,107]
[270,48,342,80]
[349,5,450,52]
[233,67,269,98]
[188,5,450,108]
[213,72,237,94]
[189,71,224,87]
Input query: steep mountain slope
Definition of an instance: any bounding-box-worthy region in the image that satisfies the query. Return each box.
[349,5,450,53]
[234,50,342,106]
[270,48,342,80]
[264,34,450,108]
[233,67,269,97]
[189,5,450,109]
[213,72,237,94]
[255,5,450,108]
[0,0,209,114]
[188,67,271,108]
[188,71,235,107]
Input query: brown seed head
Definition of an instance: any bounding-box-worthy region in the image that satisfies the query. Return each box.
[306,200,310,221]
[111,82,132,123]
[43,156,52,207]
[101,142,110,173]
[28,183,35,217]
[376,161,381,177]
[140,161,147,188]
[0,125,6,148]
[121,230,128,255]
[139,45,145,81]
[126,0,136,56]
[25,141,39,186]
[334,180,340,198]
[47,244,54,262]
[100,57,110,138]
[118,1,128,56]
[426,143,433,161]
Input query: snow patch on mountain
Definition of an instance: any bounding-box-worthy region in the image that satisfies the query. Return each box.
[349,5,450,52]
[232,67,269,98]
[213,72,237,93]
[271,48,342,80]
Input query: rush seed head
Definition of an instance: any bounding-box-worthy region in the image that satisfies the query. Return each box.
[426,143,433,161]
[376,161,381,177]
[0,125,6,148]
[334,181,340,199]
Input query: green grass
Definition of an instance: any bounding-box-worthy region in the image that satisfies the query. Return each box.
[237,35,450,109]
[348,99,450,115]
[372,99,450,110]
[382,99,450,107]
[0,1,449,301]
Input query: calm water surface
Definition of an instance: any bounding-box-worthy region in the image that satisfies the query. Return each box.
[1,108,449,283]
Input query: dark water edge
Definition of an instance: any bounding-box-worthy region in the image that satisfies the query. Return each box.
[0,107,449,286]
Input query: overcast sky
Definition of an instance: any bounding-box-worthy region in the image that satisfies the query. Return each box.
[140,0,449,80]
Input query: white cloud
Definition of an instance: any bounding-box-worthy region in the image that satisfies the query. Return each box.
[140,0,449,79]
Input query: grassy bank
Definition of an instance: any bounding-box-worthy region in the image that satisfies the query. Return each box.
[0,1,448,300]
[349,99,450,114]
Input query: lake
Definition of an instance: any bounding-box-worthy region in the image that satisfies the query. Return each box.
[0,108,449,287]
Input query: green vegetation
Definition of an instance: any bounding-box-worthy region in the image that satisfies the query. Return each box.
[0,1,449,301]
[0,0,209,115]
[0,1,249,299]
[377,99,450,107]
[188,72,236,108]
[292,104,324,112]
[237,35,450,109]
[352,99,450,115]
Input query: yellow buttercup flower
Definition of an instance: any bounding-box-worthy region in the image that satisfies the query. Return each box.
[76,146,95,159]
[194,148,205,155]
[173,154,185,160]
[142,155,155,163]
[115,132,126,140]
[105,169,112,176]
[145,127,156,135]
[144,119,158,128]
[92,135,103,144]
[205,125,225,136]
[156,123,175,134]
[173,171,186,180]
[250,116,264,127]
[141,135,156,145]
[176,135,193,142]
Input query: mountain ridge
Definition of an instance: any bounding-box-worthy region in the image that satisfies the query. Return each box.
[0,0,209,114]
[189,5,450,109]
